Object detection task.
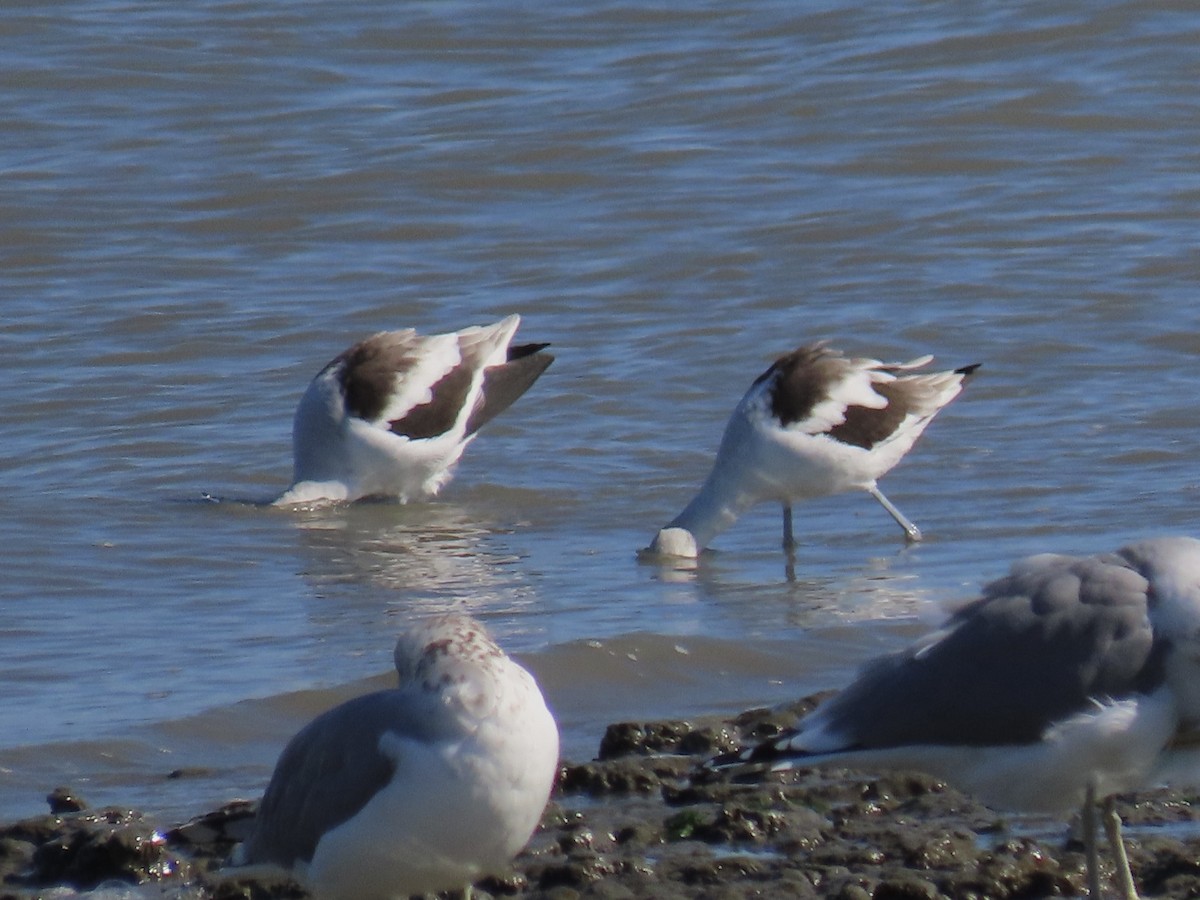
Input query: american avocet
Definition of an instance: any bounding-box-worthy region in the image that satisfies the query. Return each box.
[240,613,559,900]
[275,315,552,506]
[710,536,1200,900]
[647,343,978,558]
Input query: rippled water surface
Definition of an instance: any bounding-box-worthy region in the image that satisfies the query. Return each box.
[3,0,1200,825]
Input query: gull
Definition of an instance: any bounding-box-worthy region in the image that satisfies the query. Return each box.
[646,342,977,558]
[239,613,560,900]
[709,536,1200,899]
[275,315,552,505]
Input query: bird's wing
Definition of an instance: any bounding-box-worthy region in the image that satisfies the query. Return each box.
[464,343,553,436]
[827,361,974,451]
[242,688,454,867]
[376,317,535,440]
[330,330,455,426]
[757,552,1161,764]
[746,344,886,434]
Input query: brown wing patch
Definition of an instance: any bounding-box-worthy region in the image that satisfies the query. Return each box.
[336,335,420,423]
[760,344,852,428]
[833,364,976,448]
[829,380,911,450]
[389,362,475,440]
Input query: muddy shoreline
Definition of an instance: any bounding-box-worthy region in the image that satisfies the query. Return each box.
[3,697,1200,899]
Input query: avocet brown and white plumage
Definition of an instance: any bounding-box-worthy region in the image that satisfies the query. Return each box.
[706,537,1200,899]
[648,343,978,557]
[275,315,552,506]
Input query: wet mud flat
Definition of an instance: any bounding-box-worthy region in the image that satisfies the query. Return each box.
[4,697,1200,900]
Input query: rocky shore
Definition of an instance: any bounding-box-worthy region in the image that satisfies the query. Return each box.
[4,697,1200,899]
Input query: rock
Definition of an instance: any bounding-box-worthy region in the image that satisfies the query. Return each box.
[596,721,695,760]
[45,787,87,814]
[25,807,190,889]
[6,697,1200,898]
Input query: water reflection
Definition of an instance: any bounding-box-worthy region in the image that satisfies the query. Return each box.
[285,500,541,628]
[640,538,945,631]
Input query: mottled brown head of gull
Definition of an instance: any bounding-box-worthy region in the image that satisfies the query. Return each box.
[706,535,1200,899]
[275,314,553,506]
[239,613,559,900]
[645,342,978,559]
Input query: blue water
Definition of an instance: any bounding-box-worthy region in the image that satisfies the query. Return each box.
[2,0,1199,828]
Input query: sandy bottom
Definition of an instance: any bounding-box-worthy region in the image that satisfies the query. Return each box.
[4,696,1200,899]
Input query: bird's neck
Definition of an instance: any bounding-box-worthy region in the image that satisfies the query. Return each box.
[665,465,758,551]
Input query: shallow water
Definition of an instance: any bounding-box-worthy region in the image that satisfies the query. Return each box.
[3,0,1200,828]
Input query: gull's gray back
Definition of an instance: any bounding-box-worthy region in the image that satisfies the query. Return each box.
[817,552,1163,749]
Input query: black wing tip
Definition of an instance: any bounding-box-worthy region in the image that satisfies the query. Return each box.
[954,362,982,377]
[703,746,751,771]
[508,342,552,361]
[703,732,792,771]
[695,747,760,785]
[697,739,811,786]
